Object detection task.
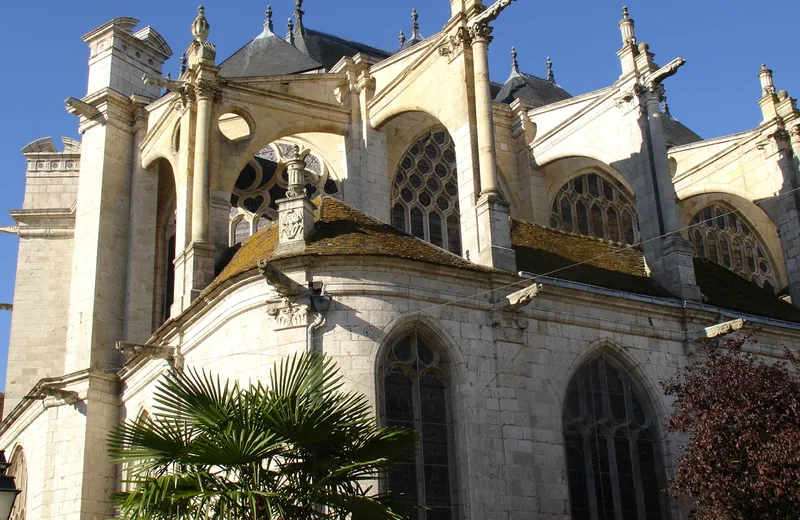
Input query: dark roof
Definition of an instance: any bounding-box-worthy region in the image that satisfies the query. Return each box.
[219,30,323,78]
[694,258,800,322]
[511,220,671,297]
[495,73,572,107]
[662,114,703,148]
[209,198,800,324]
[209,197,491,294]
[296,26,392,71]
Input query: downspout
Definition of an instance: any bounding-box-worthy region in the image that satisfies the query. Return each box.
[307,312,326,353]
[307,283,332,353]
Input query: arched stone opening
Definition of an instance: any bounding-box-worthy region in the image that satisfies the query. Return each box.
[153,159,177,327]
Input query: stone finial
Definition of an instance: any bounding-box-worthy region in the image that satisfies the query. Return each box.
[286,18,295,45]
[180,53,188,74]
[192,6,210,42]
[619,5,636,45]
[294,0,305,26]
[411,8,422,39]
[510,47,520,77]
[286,145,306,197]
[546,56,555,84]
[758,63,776,97]
[399,30,406,47]
[265,5,274,32]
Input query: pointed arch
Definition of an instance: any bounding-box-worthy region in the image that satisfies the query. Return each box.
[375,314,463,519]
[8,445,26,520]
[562,343,669,520]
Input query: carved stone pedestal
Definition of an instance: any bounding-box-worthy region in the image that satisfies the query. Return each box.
[275,195,315,254]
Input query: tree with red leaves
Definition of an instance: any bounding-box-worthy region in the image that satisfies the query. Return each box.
[663,336,800,519]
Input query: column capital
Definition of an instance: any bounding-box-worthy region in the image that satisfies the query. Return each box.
[195,79,221,102]
[469,21,493,44]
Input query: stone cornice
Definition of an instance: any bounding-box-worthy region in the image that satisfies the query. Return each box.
[9,208,75,237]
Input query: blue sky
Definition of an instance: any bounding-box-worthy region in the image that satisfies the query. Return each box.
[0,0,797,390]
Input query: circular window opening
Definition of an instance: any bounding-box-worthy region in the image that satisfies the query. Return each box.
[218,112,254,142]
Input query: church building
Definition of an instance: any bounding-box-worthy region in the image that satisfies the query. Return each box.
[2,1,800,518]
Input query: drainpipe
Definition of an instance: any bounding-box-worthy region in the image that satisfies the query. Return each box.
[307,283,332,353]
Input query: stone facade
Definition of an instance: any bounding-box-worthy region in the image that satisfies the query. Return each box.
[2,3,800,520]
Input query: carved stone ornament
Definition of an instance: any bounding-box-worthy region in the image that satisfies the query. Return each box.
[280,208,303,240]
[502,283,543,311]
[196,79,222,102]
[469,22,494,44]
[267,298,309,329]
[438,27,473,60]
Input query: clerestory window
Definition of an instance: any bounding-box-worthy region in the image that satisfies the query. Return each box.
[391,130,462,255]
[550,173,639,246]
[563,354,666,520]
[383,332,456,519]
[689,204,777,293]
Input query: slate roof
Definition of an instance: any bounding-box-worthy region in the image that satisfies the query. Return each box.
[295,26,392,71]
[219,29,323,78]
[662,114,703,148]
[494,73,572,108]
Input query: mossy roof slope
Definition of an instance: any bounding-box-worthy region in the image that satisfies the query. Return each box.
[210,198,800,323]
[511,220,671,297]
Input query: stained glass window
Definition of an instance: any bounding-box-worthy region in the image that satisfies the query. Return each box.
[689,204,777,292]
[392,130,462,255]
[384,332,455,519]
[563,355,666,520]
[551,173,639,245]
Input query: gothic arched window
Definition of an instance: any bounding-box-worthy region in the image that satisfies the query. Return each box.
[383,332,455,519]
[550,173,639,245]
[229,141,340,245]
[689,204,777,293]
[392,130,462,255]
[563,355,666,520]
[8,446,26,520]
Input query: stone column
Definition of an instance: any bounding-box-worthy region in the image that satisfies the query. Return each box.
[635,86,701,301]
[644,88,679,233]
[469,22,516,272]
[192,81,214,243]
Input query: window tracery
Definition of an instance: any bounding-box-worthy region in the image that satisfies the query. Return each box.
[563,355,665,520]
[383,332,455,519]
[8,446,26,520]
[391,130,462,255]
[229,141,340,245]
[689,204,777,293]
[550,173,639,245]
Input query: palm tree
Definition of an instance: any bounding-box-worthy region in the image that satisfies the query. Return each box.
[109,352,416,519]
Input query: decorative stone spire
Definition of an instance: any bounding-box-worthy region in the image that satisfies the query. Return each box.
[758,63,776,97]
[619,5,636,45]
[399,31,406,47]
[192,5,210,42]
[411,8,422,40]
[294,0,305,28]
[510,47,520,77]
[286,18,295,45]
[265,5,274,32]
[546,56,555,84]
[180,53,188,74]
